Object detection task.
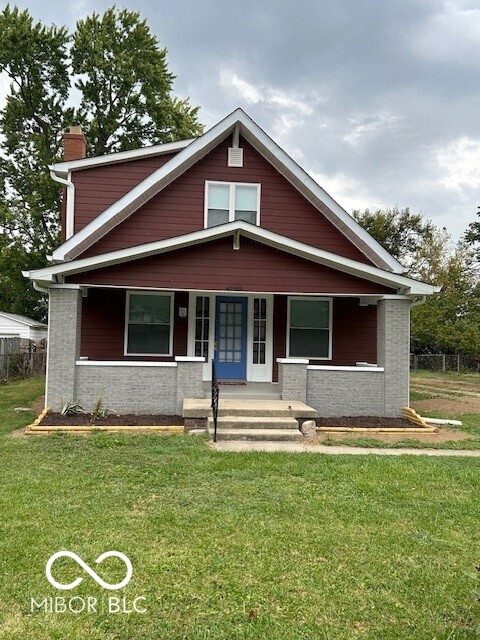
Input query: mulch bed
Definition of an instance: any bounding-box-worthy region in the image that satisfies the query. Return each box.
[315,416,415,428]
[41,413,183,427]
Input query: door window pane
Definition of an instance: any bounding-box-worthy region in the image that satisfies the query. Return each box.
[194,296,210,362]
[253,297,267,364]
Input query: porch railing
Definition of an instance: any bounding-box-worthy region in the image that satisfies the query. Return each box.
[211,360,219,442]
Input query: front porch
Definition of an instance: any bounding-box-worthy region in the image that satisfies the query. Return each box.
[45,285,410,418]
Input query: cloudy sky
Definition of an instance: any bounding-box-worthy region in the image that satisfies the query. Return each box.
[5,0,480,239]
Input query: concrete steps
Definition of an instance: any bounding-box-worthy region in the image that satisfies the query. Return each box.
[209,427,304,442]
[208,416,299,430]
[185,398,317,443]
[184,398,317,419]
[206,415,304,442]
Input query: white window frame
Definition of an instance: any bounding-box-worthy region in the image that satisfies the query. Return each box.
[286,296,332,361]
[124,290,174,357]
[204,181,261,228]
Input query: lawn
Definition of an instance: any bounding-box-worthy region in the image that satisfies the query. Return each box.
[0,378,480,639]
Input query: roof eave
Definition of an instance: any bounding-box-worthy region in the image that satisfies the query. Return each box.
[27,222,439,296]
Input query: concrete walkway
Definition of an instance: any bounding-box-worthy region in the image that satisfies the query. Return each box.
[212,441,480,457]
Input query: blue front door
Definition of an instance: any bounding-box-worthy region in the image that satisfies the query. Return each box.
[214,296,248,379]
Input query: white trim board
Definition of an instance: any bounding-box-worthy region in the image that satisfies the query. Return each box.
[25,221,440,296]
[50,108,404,272]
[76,360,177,367]
[50,139,196,176]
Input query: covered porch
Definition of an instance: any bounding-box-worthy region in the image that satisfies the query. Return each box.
[45,285,410,417]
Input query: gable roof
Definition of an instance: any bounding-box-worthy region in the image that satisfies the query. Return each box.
[25,221,439,296]
[50,108,404,273]
[0,311,47,328]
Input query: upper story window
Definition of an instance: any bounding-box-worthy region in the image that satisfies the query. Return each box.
[205,181,260,228]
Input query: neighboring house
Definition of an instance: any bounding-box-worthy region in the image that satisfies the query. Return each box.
[24,109,439,417]
[0,312,47,342]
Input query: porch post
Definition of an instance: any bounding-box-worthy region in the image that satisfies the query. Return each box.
[175,356,205,415]
[376,298,410,417]
[46,287,82,411]
[277,358,308,404]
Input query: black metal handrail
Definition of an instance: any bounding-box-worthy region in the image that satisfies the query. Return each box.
[211,360,219,442]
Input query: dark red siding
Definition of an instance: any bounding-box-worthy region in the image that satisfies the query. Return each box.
[73,154,177,234]
[68,237,395,294]
[79,137,374,265]
[272,297,377,381]
[80,288,188,361]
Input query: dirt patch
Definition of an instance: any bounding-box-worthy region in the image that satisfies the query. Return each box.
[315,416,415,428]
[316,428,474,444]
[411,396,480,415]
[41,413,183,427]
[30,395,45,416]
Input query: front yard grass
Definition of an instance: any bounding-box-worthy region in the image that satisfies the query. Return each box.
[0,377,480,639]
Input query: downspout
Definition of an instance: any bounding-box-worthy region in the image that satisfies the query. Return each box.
[50,169,74,241]
[33,281,51,295]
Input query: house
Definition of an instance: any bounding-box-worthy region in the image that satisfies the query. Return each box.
[24,109,438,418]
[0,311,47,342]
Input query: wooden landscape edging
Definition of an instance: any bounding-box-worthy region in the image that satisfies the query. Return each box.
[316,407,438,434]
[25,408,185,435]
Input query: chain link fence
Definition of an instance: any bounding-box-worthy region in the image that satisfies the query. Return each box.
[0,351,47,382]
[410,353,480,374]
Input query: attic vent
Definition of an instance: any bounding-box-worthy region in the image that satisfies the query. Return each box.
[228,147,243,167]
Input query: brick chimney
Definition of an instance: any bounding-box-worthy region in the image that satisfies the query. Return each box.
[59,126,87,242]
[63,125,87,161]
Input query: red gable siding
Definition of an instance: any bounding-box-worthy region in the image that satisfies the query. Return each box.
[67,236,394,294]
[73,153,177,233]
[78,137,374,265]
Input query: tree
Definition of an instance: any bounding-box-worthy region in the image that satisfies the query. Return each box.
[354,206,480,355]
[72,8,202,156]
[410,244,480,355]
[353,206,448,279]
[0,5,202,321]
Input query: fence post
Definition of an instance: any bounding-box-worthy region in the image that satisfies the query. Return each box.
[442,354,446,373]
[414,354,418,371]
[6,354,9,382]
[457,354,460,375]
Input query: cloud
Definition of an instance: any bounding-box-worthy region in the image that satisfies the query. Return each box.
[437,137,480,189]
[311,171,387,215]
[344,112,402,147]
[219,70,323,116]
[410,1,480,64]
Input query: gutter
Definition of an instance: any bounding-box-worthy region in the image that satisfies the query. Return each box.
[49,168,74,243]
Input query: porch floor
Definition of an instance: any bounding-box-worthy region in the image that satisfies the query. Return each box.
[202,381,281,400]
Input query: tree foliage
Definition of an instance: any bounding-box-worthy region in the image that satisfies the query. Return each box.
[352,206,448,279]
[354,207,480,355]
[0,5,202,321]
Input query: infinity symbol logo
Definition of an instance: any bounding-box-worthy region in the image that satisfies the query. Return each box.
[46,551,133,590]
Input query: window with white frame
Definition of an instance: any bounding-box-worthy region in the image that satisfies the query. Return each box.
[125,292,172,355]
[205,182,260,228]
[287,297,331,359]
